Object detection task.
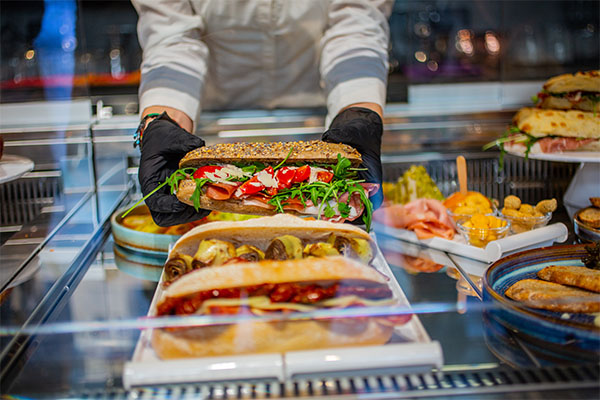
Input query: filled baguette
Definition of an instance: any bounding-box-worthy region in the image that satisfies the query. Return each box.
[168,140,379,228]
[163,214,375,284]
[152,256,403,359]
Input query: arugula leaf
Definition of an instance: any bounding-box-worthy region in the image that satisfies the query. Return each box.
[189,178,210,211]
[338,202,351,218]
[348,183,373,231]
[531,94,539,104]
[333,154,353,179]
[323,204,336,219]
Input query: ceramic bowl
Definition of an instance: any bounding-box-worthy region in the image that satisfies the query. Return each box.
[483,244,600,359]
[574,208,600,243]
[110,204,182,255]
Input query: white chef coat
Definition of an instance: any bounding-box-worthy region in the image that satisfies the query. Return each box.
[132,0,392,126]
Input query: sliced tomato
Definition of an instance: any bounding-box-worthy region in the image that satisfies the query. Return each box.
[275,166,296,189]
[237,176,265,196]
[265,187,278,196]
[193,165,222,179]
[316,170,334,183]
[292,165,310,183]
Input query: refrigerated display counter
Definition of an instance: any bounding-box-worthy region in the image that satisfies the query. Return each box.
[0,105,597,399]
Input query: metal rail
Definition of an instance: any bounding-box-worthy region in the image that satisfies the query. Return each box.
[70,364,599,399]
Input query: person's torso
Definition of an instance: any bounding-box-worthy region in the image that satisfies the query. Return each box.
[191,0,329,111]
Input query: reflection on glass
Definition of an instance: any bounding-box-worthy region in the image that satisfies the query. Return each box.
[33,0,76,100]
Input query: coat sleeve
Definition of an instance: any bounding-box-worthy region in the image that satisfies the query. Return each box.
[320,0,393,126]
[132,0,207,123]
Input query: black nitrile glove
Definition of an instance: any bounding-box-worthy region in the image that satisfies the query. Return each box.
[138,112,210,226]
[322,107,383,210]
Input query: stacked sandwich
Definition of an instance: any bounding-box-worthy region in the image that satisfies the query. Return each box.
[488,70,600,157]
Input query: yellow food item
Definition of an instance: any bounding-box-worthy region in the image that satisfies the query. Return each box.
[501,196,554,233]
[461,214,508,247]
[446,192,493,219]
[535,198,558,214]
[503,195,521,210]
[519,204,535,214]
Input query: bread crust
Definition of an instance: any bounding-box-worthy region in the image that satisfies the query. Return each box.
[179,140,362,168]
[168,214,372,258]
[151,317,393,359]
[163,256,385,298]
[578,207,600,229]
[176,180,282,216]
[513,107,600,139]
[505,278,600,313]
[543,70,600,93]
[537,265,600,293]
[539,96,600,113]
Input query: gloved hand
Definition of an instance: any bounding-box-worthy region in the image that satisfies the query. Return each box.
[138,112,210,226]
[322,107,383,210]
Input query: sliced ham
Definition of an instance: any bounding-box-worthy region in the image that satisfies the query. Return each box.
[204,182,242,200]
[537,137,596,153]
[374,199,455,240]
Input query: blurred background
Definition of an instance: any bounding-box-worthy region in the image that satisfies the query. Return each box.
[1,0,598,108]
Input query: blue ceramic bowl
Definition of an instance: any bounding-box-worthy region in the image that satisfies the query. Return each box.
[110,204,181,255]
[483,244,600,359]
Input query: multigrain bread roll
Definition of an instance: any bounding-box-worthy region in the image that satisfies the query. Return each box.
[172,140,379,224]
[179,140,362,168]
[504,279,600,313]
[152,257,401,359]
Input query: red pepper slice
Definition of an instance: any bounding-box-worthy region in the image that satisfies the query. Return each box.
[275,166,296,189]
[237,176,265,195]
[193,165,222,179]
[316,171,334,183]
[292,165,310,183]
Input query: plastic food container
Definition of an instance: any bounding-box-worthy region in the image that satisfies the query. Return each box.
[456,217,510,248]
[500,210,551,234]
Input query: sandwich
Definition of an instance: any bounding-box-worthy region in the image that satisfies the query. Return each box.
[152,256,404,359]
[484,107,600,159]
[167,140,379,229]
[533,70,600,113]
[163,214,375,284]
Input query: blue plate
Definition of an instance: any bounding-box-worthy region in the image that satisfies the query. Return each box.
[483,244,600,359]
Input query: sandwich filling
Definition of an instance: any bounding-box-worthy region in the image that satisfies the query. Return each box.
[167,154,378,229]
[484,126,600,167]
[157,280,394,316]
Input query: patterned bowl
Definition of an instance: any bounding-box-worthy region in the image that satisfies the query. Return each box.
[483,244,600,360]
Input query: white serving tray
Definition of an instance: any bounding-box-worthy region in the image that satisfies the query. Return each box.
[374,222,568,264]
[123,242,443,388]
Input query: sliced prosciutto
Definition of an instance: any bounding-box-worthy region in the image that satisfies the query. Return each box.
[374,199,455,240]
[204,182,242,200]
